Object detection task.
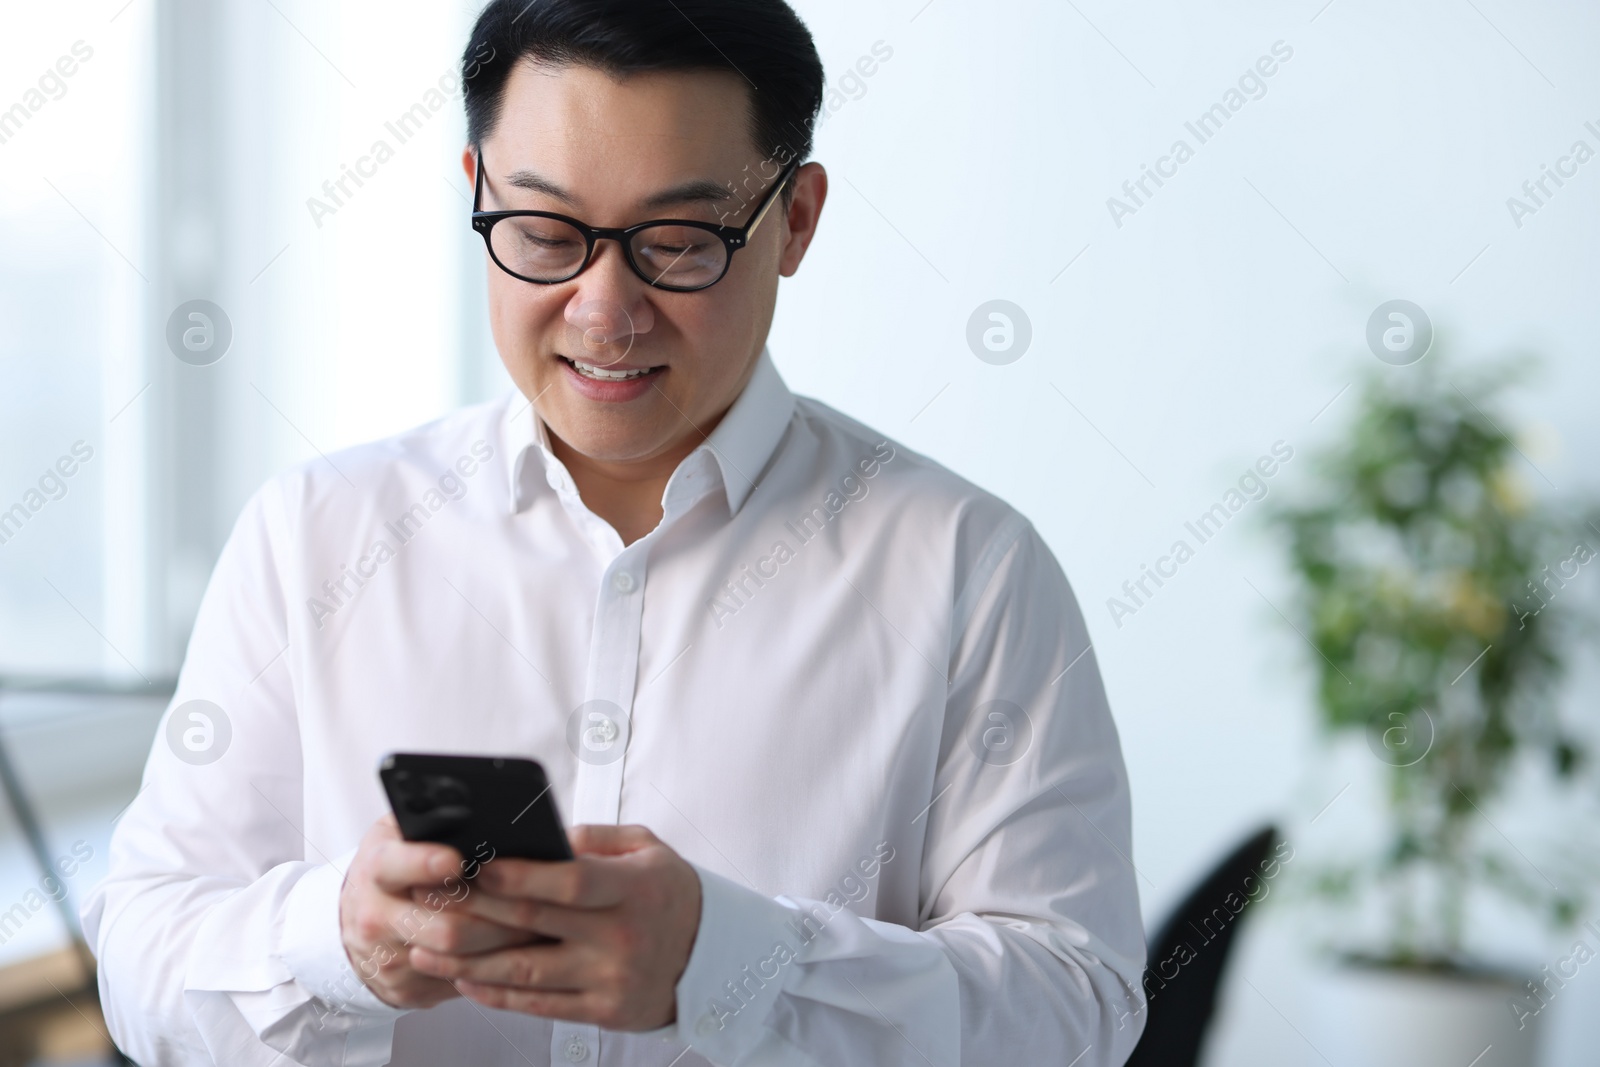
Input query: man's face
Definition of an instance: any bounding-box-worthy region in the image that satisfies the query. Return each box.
[465,60,823,467]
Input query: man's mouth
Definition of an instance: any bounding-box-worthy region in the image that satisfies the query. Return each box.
[558,355,665,382]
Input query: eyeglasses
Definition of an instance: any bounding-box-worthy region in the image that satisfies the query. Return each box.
[470,146,797,293]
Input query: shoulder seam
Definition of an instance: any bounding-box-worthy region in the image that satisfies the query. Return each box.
[949,511,1031,650]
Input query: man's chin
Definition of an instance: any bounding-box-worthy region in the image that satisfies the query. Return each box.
[540,415,687,469]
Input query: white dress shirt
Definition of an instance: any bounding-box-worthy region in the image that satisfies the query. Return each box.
[82,347,1147,1066]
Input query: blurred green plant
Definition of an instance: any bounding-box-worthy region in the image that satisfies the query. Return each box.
[1267,356,1597,969]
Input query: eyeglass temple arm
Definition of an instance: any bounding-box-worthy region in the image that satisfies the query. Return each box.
[740,165,797,242]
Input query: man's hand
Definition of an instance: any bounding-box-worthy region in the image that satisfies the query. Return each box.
[339,814,537,1009]
[409,824,703,1031]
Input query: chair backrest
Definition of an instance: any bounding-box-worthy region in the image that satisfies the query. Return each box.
[1123,824,1279,1067]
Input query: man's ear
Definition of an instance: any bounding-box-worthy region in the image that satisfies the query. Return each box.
[461,144,477,186]
[778,162,828,278]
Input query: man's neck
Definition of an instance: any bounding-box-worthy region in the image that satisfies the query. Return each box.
[547,427,709,547]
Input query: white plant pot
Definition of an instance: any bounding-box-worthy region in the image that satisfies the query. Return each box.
[1307,961,1539,1067]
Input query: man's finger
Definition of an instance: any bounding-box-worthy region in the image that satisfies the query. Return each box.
[410,939,590,991]
[454,981,599,1023]
[367,892,527,958]
[402,908,543,956]
[568,823,655,857]
[449,889,601,941]
[454,981,596,1023]
[474,854,625,907]
[370,839,464,894]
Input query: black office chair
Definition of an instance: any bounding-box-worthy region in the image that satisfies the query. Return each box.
[1123,824,1279,1067]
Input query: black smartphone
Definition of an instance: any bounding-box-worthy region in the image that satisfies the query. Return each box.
[379,753,573,863]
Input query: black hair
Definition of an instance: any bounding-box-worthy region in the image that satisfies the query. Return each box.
[461,0,824,201]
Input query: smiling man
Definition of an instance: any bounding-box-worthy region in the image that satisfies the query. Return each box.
[82,2,1146,1065]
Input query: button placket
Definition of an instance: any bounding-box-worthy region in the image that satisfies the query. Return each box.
[557,549,644,1066]
[572,548,647,821]
[552,459,705,1067]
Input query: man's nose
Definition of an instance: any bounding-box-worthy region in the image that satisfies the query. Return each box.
[562,241,656,366]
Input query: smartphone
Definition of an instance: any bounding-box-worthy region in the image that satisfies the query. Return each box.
[379,753,573,863]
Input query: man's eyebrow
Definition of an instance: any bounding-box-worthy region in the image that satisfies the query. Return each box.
[502,167,732,214]
[504,168,734,213]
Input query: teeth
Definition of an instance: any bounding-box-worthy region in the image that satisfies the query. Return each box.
[570,359,653,381]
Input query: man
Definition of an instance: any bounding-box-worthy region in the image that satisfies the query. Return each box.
[83,1,1147,1064]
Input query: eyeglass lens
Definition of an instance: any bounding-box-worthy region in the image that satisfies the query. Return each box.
[489,216,727,288]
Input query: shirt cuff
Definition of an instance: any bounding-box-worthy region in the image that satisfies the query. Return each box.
[666,863,801,1064]
[280,846,410,1023]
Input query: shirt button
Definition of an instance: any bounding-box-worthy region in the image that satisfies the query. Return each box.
[612,571,637,594]
[563,1035,589,1061]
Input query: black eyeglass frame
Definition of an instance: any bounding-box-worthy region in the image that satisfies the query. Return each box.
[470,146,798,292]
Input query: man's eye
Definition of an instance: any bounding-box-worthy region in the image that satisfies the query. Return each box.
[523,233,575,249]
[641,234,712,258]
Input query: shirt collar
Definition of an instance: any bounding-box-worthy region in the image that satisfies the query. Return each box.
[503,345,796,519]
